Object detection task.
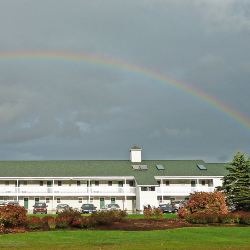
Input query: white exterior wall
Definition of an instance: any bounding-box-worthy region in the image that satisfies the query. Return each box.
[130,150,142,163]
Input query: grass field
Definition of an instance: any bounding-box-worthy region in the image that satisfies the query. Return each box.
[0,227,249,250]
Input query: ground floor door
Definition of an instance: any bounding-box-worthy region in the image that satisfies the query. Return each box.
[100,198,105,209]
[24,198,28,209]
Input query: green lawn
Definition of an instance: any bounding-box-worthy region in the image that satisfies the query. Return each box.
[0,227,249,250]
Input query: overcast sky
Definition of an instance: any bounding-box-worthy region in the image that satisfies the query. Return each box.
[0,0,250,162]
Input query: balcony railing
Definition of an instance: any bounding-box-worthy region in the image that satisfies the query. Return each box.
[156,186,215,195]
[0,186,136,196]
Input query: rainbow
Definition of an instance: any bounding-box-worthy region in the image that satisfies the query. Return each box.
[1,51,250,130]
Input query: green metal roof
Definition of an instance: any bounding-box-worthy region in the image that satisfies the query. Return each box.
[0,160,229,185]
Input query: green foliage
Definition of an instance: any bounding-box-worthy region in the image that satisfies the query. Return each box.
[222,152,250,211]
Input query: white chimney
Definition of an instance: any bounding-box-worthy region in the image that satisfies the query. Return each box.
[130,146,142,163]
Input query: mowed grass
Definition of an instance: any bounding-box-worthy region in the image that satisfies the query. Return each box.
[0,227,249,250]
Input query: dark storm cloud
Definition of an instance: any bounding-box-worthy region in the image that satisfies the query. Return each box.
[0,0,249,161]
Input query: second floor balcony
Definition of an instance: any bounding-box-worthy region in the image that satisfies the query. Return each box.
[0,186,136,196]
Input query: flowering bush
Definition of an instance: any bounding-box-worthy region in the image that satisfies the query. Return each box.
[27,216,43,229]
[0,205,27,227]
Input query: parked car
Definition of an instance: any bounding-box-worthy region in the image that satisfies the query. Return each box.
[158,204,177,213]
[56,204,71,214]
[172,200,186,210]
[81,203,97,214]
[102,204,120,211]
[0,201,8,207]
[7,201,19,206]
[33,202,47,214]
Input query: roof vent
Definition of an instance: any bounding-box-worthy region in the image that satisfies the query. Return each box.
[132,165,148,170]
[156,164,165,170]
[197,164,207,170]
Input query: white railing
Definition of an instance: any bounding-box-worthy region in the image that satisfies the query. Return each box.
[0,186,136,195]
[156,186,215,195]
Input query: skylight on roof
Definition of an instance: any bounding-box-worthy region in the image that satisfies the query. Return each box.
[197,164,207,170]
[156,164,165,170]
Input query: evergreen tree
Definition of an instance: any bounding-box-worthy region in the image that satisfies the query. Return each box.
[222,152,250,211]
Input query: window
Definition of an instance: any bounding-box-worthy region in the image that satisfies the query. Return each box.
[118,181,123,187]
[40,181,43,186]
[111,197,116,204]
[35,197,39,203]
[47,181,52,187]
[191,180,196,187]
[58,181,62,186]
[56,198,61,203]
[5,181,9,186]
[149,187,155,191]
[23,181,27,186]
[95,181,99,186]
[141,187,148,191]
[157,181,160,185]
[89,197,93,203]
[108,181,112,186]
[78,197,83,203]
[129,181,134,187]
[46,198,50,203]
[202,180,206,186]
[165,180,170,186]
[77,181,81,186]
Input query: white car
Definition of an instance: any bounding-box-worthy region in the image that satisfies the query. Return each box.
[102,204,120,211]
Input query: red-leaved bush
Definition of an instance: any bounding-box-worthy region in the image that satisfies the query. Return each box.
[27,216,43,229]
[178,192,229,223]
[0,205,27,227]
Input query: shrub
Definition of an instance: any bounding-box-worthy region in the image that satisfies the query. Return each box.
[0,205,27,228]
[218,213,238,224]
[27,216,43,230]
[41,216,56,230]
[153,208,163,220]
[187,192,228,215]
[178,208,189,219]
[91,210,127,225]
[186,212,219,224]
[234,211,250,225]
[56,216,70,229]
[57,208,81,226]
[72,216,96,229]
[143,208,153,219]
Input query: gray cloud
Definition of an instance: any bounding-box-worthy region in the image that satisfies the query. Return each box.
[0,0,249,162]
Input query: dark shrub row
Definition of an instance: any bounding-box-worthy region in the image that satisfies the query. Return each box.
[0,205,128,232]
[183,211,250,225]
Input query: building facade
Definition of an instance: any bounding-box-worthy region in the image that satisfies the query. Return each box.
[0,146,228,213]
